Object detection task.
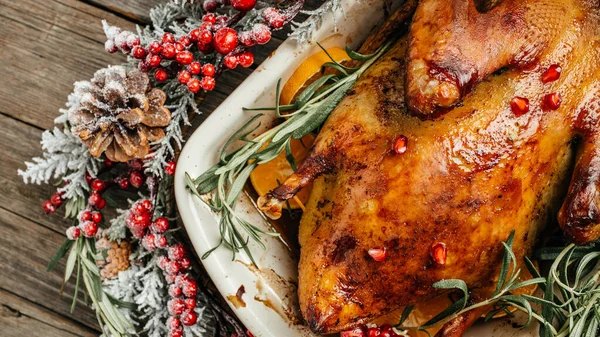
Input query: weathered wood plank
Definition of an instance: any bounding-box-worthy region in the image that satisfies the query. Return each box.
[0,207,102,331]
[85,0,163,23]
[0,289,98,337]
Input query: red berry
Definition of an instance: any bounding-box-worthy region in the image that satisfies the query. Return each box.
[91,179,106,192]
[80,211,92,222]
[178,71,192,84]
[50,192,63,206]
[368,248,387,262]
[148,54,162,68]
[198,30,213,45]
[158,256,170,270]
[134,202,147,214]
[132,46,147,59]
[187,78,201,93]
[166,261,181,275]
[142,233,157,251]
[169,328,183,337]
[81,221,98,238]
[133,212,152,228]
[231,0,256,11]
[165,274,177,284]
[393,135,408,155]
[96,198,106,209]
[215,15,228,26]
[203,13,217,24]
[167,316,181,330]
[180,257,191,269]
[91,211,102,223]
[105,40,118,53]
[104,158,114,167]
[252,23,271,45]
[89,192,102,206]
[175,274,191,287]
[181,310,198,326]
[168,244,186,261]
[197,42,214,54]
[263,8,285,29]
[182,279,198,297]
[138,60,151,72]
[510,96,530,116]
[184,297,196,309]
[162,32,175,44]
[169,284,183,297]
[189,62,202,75]
[178,36,191,47]
[142,199,152,210]
[238,31,255,47]
[430,242,447,266]
[542,64,562,83]
[43,200,56,213]
[203,0,218,12]
[119,178,130,189]
[200,22,213,31]
[129,171,145,188]
[155,234,168,248]
[85,172,94,185]
[66,226,81,240]
[175,42,185,52]
[161,43,177,59]
[189,29,201,42]
[153,217,170,233]
[200,76,216,91]
[202,64,215,77]
[543,92,562,111]
[126,35,140,48]
[238,51,254,68]
[165,161,176,175]
[213,28,238,55]
[148,40,162,54]
[167,298,186,316]
[224,54,239,69]
[155,68,168,82]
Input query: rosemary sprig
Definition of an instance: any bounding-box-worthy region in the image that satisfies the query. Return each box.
[396,233,600,337]
[186,42,393,263]
[50,237,134,337]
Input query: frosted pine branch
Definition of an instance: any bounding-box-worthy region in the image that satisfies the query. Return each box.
[289,0,343,43]
[18,127,100,199]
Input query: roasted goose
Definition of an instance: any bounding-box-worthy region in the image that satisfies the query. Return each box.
[258,0,600,335]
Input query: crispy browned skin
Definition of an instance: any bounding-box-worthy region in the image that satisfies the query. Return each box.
[259,0,600,334]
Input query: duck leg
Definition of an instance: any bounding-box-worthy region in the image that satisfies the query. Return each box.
[406,0,571,117]
[559,90,600,244]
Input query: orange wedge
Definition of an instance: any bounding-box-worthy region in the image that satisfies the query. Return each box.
[250,134,315,210]
[279,47,351,106]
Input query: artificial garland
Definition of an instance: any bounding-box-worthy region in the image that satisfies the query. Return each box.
[18,0,342,336]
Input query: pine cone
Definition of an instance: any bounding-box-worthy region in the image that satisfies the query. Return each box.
[96,237,132,280]
[68,66,171,162]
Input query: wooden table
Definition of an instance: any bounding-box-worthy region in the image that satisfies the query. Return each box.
[0,1,319,335]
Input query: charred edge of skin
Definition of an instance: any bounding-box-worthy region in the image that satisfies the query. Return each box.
[270,154,334,201]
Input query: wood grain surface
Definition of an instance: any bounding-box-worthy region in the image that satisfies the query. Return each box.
[0,0,322,335]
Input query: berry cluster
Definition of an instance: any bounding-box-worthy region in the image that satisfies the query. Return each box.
[42,191,64,214]
[341,324,402,337]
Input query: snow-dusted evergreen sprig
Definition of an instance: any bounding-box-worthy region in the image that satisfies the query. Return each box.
[289,0,343,43]
[18,127,101,199]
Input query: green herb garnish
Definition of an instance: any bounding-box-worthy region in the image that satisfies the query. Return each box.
[186,42,393,263]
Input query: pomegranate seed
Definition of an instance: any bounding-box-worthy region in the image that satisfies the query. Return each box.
[91,211,102,223]
[188,62,202,75]
[167,316,181,330]
[80,211,92,222]
[148,40,162,54]
[184,297,196,309]
[148,54,162,68]
[543,92,562,111]
[155,234,168,248]
[224,54,239,69]
[231,0,256,11]
[430,242,447,266]
[181,310,198,326]
[201,76,216,91]
[169,244,186,261]
[129,171,145,188]
[341,326,367,337]
[542,64,562,83]
[214,28,238,55]
[380,324,395,337]
[198,30,213,45]
[165,161,177,175]
[162,32,175,44]
[155,68,168,82]
[393,135,408,155]
[169,284,183,297]
[187,78,201,93]
[202,64,215,77]
[50,192,63,206]
[91,179,106,192]
[168,298,186,316]
[510,96,530,116]
[180,257,191,269]
[66,226,81,240]
[252,24,271,45]
[161,43,177,59]
[203,13,217,24]
[238,51,254,68]
[81,221,98,238]
[178,71,192,84]
[367,327,381,337]
[131,46,146,59]
[153,217,170,233]
[368,248,388,262]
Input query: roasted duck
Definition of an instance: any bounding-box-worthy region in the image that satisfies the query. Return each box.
[258,0,600,335]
